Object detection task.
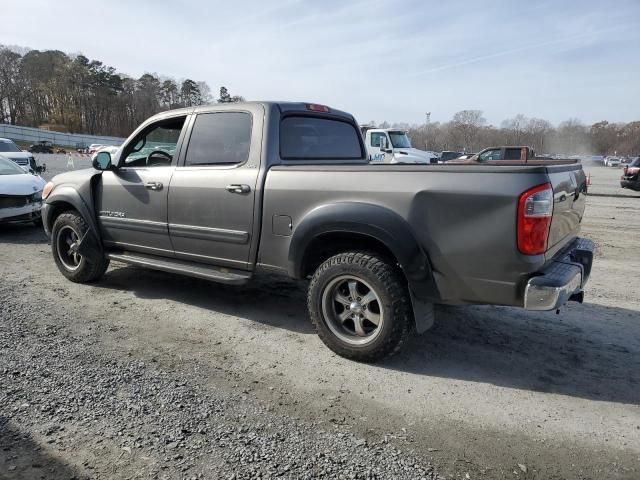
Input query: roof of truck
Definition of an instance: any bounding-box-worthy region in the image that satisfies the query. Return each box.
[147,102,355,122]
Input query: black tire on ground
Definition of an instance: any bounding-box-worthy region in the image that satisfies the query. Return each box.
[51,211,109,283]
[307,251,413,362]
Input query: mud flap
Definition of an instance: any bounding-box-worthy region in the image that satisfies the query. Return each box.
[76,229,103,262]
[410,292,435,334]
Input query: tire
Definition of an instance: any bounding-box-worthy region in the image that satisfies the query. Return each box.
[307,251,413,362]
[51,211,109,283]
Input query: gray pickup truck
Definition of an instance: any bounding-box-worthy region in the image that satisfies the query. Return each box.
[41,102,594,361]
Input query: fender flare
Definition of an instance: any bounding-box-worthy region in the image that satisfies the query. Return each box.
[289,202,439,332]
[44,185,103,260]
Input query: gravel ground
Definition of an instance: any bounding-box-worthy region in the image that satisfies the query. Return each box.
[0,157,639,479]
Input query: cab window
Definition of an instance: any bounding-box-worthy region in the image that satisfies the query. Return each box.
[280,116,363,160]
[504,148,523,160]
[478,148,502,162]
[370,132,387,148]
[184,112,252,166]
[121,116,186,168]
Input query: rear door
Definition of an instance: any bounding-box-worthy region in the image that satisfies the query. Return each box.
[167,106,264,270]
[546,165,587,257]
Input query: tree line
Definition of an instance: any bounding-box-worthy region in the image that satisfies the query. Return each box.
[0,45,244,137]
[373,111,639,156]
[1,45,638,155]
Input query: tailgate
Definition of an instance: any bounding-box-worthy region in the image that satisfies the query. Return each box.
[546,165,587,258]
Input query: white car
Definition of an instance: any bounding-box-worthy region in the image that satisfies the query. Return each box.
[91,145,120,160]
[0,137,39,172]
[0,154,47,225]
[88,144,104,154]
[604,156,621,167]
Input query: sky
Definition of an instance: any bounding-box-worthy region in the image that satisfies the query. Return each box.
[3,0,640,126]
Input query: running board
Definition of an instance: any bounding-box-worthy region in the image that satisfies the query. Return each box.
[107,252,252,285]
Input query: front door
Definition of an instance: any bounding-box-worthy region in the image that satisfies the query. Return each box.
[168,108,262,270]
[96,115,188,256]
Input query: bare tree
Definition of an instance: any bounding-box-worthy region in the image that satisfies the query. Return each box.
[501,114,528,145]
[451,110,486,152]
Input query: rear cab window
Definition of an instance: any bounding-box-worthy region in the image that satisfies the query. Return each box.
[280,116,364,160]
[503,148,522,161]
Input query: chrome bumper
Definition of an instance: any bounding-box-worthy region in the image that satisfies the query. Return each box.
[524,238,594,311]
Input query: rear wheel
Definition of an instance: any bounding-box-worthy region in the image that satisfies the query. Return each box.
[51,211,109,283]
[308,251,413,362]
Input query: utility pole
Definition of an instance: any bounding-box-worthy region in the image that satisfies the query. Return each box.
[424,112,431,151]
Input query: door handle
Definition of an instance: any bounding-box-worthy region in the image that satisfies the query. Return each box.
[145,181,163,191]
[226,184,251,194]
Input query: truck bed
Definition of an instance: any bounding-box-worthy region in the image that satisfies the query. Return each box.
[258,162,586,307]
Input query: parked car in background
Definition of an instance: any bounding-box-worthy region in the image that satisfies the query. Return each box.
[439,151,464,162]
[29,140,54,154]
[41,102,593,361]
[448,146,578,165]
[0,154,46,225]
[621,157,640,191]
[91,145,120,160]
[604,156,622,167]
[88,144,104,154]
[0,137,45,173]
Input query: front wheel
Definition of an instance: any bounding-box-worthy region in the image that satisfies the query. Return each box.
[307,252,413,362]
[51,211,109,283]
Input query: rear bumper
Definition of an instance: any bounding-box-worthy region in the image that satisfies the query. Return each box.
[524,237,594,311]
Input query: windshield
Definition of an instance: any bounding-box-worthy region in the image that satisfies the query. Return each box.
[0,140,22,153]
[388,131,411,148]
[630,157,640,167]
[0,156,26,175]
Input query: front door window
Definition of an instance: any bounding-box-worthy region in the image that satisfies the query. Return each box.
[121,117,186,168]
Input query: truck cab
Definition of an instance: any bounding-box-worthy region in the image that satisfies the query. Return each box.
[360,126,438,164]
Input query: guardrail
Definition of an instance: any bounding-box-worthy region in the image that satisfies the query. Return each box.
[0,124,125,148]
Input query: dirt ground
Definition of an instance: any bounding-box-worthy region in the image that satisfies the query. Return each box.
[1,157,638,479]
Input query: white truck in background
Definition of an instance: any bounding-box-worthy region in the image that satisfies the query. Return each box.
[360,126,439,164]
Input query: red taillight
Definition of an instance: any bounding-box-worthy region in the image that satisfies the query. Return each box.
[306,103,330,113]
[517,183,553,255]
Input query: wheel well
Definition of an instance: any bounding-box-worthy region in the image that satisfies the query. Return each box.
[46,201,76,231]
[301,232,402,279]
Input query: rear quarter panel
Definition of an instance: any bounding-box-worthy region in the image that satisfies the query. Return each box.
[259,165,555,306]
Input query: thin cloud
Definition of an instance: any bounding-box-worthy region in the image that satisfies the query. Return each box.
[408,21,640,77]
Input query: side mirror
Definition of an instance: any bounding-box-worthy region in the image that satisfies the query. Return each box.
[93,151,113,171]
[379,136,389,151]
